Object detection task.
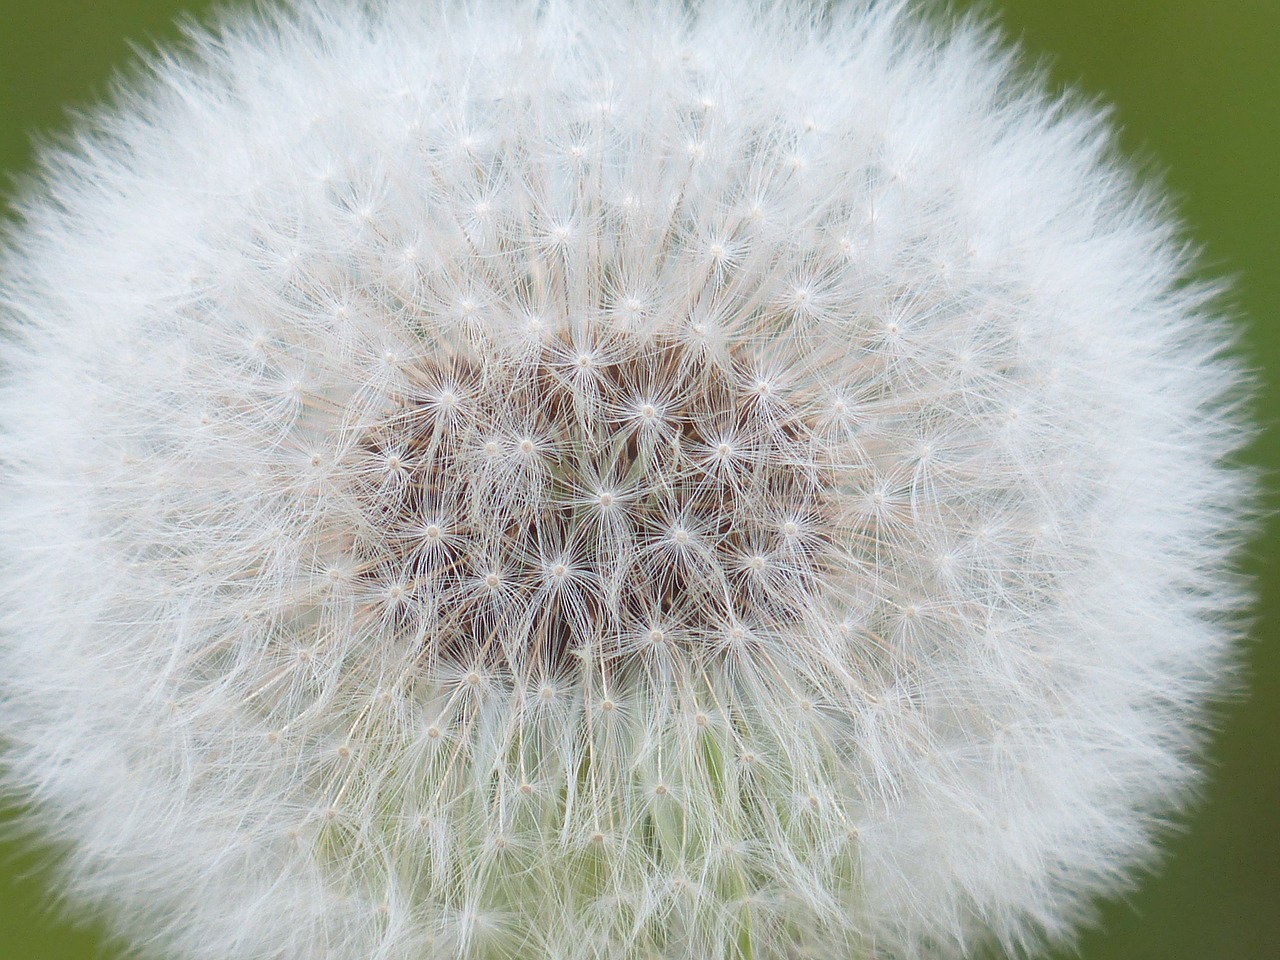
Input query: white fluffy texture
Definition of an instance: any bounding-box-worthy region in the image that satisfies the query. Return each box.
[0,1,1251,959]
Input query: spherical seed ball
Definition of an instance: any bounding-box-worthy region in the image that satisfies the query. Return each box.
[0,2,1253,959]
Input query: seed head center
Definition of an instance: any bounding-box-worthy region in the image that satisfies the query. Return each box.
[357,335,840,669]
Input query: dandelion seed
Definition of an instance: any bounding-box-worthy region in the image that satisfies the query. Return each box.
[0,2,1253,960]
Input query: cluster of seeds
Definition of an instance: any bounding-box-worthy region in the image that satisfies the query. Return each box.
[0,2,1248,960]
[355,333,842,674]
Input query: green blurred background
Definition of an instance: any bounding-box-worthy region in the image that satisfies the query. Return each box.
[0,1,1275,958]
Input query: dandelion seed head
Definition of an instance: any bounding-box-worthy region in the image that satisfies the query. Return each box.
[0,1,1252,960]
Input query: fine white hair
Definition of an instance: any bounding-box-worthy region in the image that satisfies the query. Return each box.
[0,2,1252,959]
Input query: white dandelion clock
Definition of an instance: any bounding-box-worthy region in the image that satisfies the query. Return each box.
[0,1,1253,959]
